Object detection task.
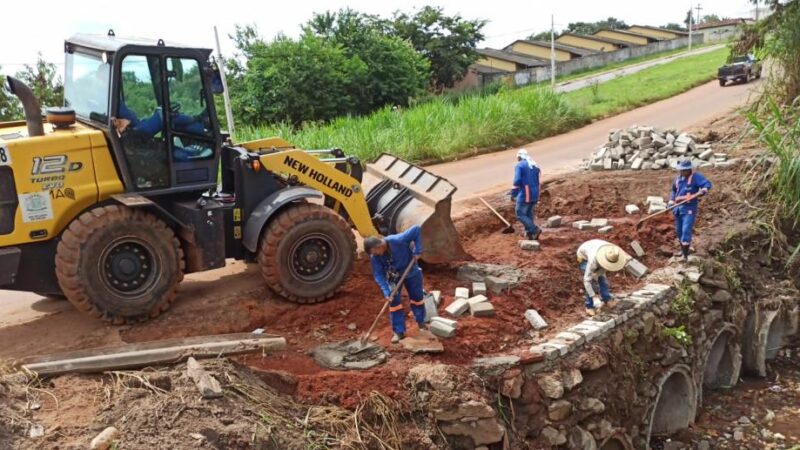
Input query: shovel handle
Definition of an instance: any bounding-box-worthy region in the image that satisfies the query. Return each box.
[636,192,702,227]
[479,197,512,227]
[360,256,418,345]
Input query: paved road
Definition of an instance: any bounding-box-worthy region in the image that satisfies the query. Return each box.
[555,45,725,93]
[0,77,762,332]
[431,78,762,201]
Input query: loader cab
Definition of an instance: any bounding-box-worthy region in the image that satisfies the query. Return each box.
[64,32,223,194]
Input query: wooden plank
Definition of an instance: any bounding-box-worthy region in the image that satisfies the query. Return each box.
[17,333,286,376]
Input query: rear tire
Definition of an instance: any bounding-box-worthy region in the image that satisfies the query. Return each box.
[258,203,355,303]
[719,80,726,87]
[55,205,184,324]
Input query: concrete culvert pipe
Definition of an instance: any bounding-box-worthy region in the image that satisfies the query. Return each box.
[765,312,787,360]
[743,309,786,377]
[701,326,741,392]
[647,365,697,445]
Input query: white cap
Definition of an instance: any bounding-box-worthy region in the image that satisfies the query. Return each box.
[516,149,529,159]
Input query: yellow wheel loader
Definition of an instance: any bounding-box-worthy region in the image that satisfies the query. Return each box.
[0,31,467,324]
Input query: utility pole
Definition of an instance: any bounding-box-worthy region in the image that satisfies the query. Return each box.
[550,14,556,90]
[214,26,236,140]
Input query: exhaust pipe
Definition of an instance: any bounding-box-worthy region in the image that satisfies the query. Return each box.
[5,76,44,137]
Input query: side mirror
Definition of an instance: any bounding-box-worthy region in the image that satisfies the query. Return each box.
[210,62,224,95]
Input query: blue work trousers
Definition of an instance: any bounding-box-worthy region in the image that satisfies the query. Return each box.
[388,272,426,334]
[578,261,612,309]
[515,199,540,235]
[674,212,696,245]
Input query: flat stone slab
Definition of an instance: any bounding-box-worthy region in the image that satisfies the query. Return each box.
[401,331,444,354]
[311,340,389,370]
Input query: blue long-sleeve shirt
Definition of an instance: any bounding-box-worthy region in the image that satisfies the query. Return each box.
[670,171,712,215]
[370,226,423,297]
[511,160,540,203]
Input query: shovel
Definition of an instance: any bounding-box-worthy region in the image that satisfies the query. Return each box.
[359,257,418,347]
[479,197,515,234]
[635,193,701,232]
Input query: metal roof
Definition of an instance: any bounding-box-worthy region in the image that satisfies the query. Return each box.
[477,48,548,67]
[66,32,211,53]
[557,33,632,48]
[629,25,689,37]
[505,40,596,57]
[693,18,752,31]
[594,29,662,42]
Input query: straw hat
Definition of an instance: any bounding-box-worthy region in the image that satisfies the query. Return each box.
[597,244,629,272]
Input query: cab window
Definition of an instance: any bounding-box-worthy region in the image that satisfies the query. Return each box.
[165,58,214,161]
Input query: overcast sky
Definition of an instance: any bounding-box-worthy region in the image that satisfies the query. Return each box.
[1,0,758,72]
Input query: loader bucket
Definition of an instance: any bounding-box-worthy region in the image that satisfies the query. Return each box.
[365,153,470,263]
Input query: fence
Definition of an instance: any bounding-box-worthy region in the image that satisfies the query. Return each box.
[480,34,705,88]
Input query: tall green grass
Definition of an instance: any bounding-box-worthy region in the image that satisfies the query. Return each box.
[236,47,729,163]
[238,87,587,162]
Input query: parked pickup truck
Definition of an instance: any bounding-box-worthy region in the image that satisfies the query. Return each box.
[718,55,762,86]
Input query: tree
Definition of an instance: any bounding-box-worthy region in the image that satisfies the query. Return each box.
[231,32,368,125]
[684,10,694,28]
[662,23,687,31]
[305,8,430,114]
[390,6,486,90]
[527,31,553,42]
[0,65,23,121]
[566,17,628,35]
[14,54,63,110]
[701,14,722,24]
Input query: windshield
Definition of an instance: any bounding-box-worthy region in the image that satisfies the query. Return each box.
[731,56,749,63]
[64,52,110,120]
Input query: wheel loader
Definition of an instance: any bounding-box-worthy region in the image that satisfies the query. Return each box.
[0,31,467,323]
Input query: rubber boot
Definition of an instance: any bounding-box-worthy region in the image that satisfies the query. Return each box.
[681,244,690,261]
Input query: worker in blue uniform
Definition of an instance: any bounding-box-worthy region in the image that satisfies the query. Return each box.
[669,159,712,261]
[364,226,427,343]
[510,149,542,240]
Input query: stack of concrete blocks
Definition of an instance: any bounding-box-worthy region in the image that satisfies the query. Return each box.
[583,126,730,172]
[467,295,495,317]
[645,196,667,214]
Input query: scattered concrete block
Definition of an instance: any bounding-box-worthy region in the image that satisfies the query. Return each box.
[424,293,439,322]
[572,220,590,229]
[430,320,456,338]
[631,157,644,170]
[525,309,548,330]
[455,287,470,299]
[625,204,640,215]
[445,298,469,317]
[519,240,541,251]
[645,196,664,205]
[431,290,441,307]
[187,357,223,399]
[577,223,595,231]
[598,226,613,234]
[590,218,609,227]
[603,158,613,170]
[630,240,646,257]
[472,282,487,296]
[554,332,585,349]
[546,215,562,227]
[470,302,495,317]
[625,258,648,278]
[431,316,457,329]
[699,149,714,160]
[648,203,666,214]
[467,295,489,307]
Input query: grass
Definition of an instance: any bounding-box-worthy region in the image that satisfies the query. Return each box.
[237,47,729,163]
[554,42,721,85]
[561,46,730,118]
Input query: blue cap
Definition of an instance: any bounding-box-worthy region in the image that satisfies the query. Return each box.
[675,159,693,170]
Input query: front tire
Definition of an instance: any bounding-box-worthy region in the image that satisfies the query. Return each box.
[258,203,356,303]
[55,205,184,324]
[719,79,726,87]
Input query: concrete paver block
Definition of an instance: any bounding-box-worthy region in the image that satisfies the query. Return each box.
[555,331,585,349]
[625,258,648,278]
[455,287,470,299]
[424,293,439,322]
[472,282,487,296]
[568,325,602,342]
[647,203,666,214]
[529,344,559,360]
[467,295,489,307]
[590,218,609,227]
[525,309,548,330]
[630,240,646,257]
[519,240,541,251]
[430,320,456,338]
[577,223,595,231]
[430,290,441,306]
[539,341,570,357]
[431,316,457,328]
[646,196,665,205]
[546,216,562,228]
[598,226,614,234]
[572,220,589,229]
[470,302,495,317]
[625,204,641,215]
[445,298,469,317]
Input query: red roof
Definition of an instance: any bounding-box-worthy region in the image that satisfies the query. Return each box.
[693,18,752,30]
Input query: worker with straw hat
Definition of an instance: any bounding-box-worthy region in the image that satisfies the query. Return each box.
[576,239,630,316]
